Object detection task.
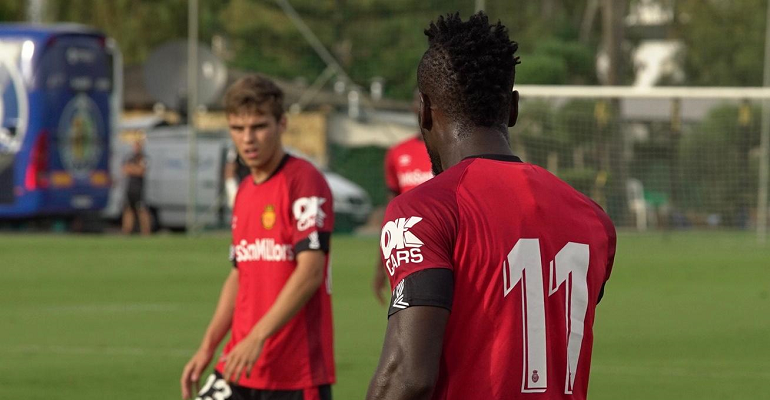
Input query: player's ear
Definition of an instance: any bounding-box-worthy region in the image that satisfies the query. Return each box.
[508,90,519,127]
[278,114,288,133]
[419,92,433,132]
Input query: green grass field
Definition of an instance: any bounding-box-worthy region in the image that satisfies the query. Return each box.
[1,232,768,399]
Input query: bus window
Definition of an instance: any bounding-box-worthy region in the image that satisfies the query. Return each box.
[0,40,29,153]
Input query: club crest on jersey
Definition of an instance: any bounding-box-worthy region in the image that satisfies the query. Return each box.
[262,204,277,230]
[380,216,424,275]
[293,196,327,231]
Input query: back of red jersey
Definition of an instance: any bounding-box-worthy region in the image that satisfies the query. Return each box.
[384,136,433,195]
[381,155,616,400]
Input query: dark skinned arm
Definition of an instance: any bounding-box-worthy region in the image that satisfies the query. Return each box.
[366,306,450,400]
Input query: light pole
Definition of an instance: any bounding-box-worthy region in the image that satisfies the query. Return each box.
[758,0,770,243]
[187,0,199,234]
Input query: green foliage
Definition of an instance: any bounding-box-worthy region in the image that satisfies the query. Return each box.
[678,104,760,224]
[532,39,597,84]
[517,53,569,84]
[43,0,228,65]
[0,1,24,22]
[35,0,602,99]
[676,0,767,86]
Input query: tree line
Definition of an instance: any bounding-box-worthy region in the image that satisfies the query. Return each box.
[0,0,768,99]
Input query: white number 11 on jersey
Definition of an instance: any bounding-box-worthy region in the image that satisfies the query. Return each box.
[502,239,590,395]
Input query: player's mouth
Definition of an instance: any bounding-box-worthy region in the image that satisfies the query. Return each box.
[243,148,259,159]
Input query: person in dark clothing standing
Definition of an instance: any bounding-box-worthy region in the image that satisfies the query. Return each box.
[122,139,151,235]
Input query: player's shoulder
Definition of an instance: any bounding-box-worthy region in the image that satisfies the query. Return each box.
[283,154,325,179]
[582,194,616,238]
[522,161,616,237]
[282,154,331,192]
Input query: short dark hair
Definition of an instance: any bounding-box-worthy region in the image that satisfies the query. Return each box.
[418,12,520,128]
[224,74,284,121]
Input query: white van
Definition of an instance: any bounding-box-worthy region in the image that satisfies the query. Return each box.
[107,122,372,231]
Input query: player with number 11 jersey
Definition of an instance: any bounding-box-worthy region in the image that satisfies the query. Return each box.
[380,154,615,399]
[367,12,616,400]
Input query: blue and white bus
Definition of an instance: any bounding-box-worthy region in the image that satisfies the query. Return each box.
[0,24,120,219]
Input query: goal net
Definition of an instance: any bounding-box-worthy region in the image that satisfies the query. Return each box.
[511,85,770,233]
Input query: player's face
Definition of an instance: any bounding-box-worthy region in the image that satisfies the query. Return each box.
[227,111,286,172]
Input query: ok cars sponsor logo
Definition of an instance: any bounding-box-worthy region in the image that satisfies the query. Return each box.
[380,216,424,275]
[292,196,327,231]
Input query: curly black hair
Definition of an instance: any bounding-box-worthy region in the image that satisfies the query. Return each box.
[418,12,520,128]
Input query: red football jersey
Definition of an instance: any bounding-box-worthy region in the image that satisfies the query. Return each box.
[380,155,616,400]
[217,155,335,390]
[384,136,433,195]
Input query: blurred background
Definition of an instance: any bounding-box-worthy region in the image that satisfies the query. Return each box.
[0,1,769,400]
[1,0,769,235]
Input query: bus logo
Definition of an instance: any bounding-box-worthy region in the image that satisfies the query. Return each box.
[57,94,104,177]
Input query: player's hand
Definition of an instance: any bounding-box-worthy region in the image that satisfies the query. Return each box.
[372,262,388,305]
[221,334,265,383]
[181,348,214,400]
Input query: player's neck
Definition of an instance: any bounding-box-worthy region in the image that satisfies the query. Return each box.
[442,125,513,170]
[250,147,286,184]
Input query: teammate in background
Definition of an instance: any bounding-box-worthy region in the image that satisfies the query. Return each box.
[181,75,335,400]
[367,12,616,400]
[121,139,151,235]
[372,90,433,304]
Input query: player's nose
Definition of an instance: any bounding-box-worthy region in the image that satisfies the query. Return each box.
[242,130,257,143]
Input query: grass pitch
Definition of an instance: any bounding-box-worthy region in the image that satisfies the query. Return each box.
[0,232,768,399]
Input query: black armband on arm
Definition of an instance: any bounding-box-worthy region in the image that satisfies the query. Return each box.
[388,268,454,317]
[294,231,331,254]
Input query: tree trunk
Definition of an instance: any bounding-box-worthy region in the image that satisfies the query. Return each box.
[579,0,600,44]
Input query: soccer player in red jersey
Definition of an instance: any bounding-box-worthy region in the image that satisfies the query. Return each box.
[367,12,616,400]
[373,91,433,304]
[181,75,334,400]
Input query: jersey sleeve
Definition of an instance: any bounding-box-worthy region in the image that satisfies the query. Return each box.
[380,186,457,316]
[383,148,400,195]
[602,214,617,282]
[588,199,616,304]
[289,166,334,254]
